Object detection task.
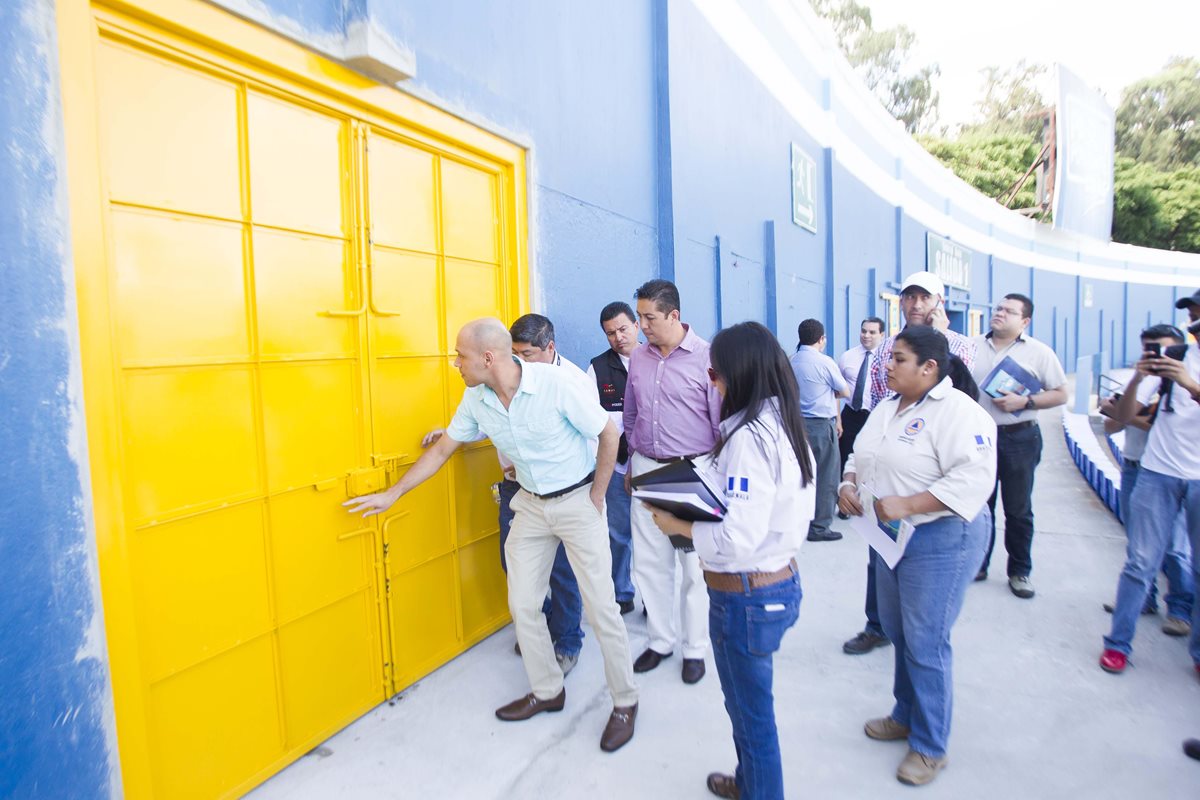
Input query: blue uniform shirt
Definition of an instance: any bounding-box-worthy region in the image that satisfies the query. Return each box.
[446,359,609,494]
[789,345,848,418]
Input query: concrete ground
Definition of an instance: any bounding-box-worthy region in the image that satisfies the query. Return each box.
[250,409,1200,799]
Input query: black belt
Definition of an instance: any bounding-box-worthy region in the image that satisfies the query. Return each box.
[645,453,706,465]
[524,471,594,500]
[998,420,1037,433]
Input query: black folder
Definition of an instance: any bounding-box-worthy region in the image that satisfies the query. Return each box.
[631,459,727,551]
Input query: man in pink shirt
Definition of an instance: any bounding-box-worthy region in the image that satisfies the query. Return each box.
[624,280,722,685]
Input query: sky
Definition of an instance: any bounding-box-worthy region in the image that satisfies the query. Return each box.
[861,0,1200,129]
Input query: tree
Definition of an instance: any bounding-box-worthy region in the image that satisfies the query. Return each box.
[811,0,940,133]
[1115,57,1200,171]
[967,60,1048,138]
[919,132,1045,216]
[1112,157,1200,252]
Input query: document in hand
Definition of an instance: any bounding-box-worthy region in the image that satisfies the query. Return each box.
[848,483,915,569]
[631,459,727,551]
[981,355,1043,399]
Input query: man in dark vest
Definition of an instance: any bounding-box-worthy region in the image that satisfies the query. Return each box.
[588,301,640,614]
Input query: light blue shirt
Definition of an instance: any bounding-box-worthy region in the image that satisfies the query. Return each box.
[446,359,608,494]
[789,345,847,418]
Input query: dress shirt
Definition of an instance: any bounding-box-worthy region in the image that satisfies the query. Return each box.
[970,333,1066,426]
[789,346,848,418]
[869,328,976,409]
[692,400,816,573]
[587,353,631,474]
[846,376,997,527]
[624,325,722,459]
[446,359,608,494]
[1134,343,1200,479]
[495,352,595,473]
[838,344,870,387]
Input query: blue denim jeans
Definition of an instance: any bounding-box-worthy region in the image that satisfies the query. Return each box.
[498,479,583,656]
[605,473,635,603]
[982,423,1041,578]
[709,571,801,800]
[1118,460,1194,619]
[1104,468,1200,660]
[875,512,987,759]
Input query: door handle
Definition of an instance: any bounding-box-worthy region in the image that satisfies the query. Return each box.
[320,264,368,318]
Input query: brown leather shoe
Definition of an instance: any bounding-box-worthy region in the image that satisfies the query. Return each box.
[600,703,637,752]
[706,772,739,798]
[633,648,672,673]
[494,689,565,721]
[682,658,706,684]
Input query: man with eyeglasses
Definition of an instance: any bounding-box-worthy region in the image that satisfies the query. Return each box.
[970,293,1067,599]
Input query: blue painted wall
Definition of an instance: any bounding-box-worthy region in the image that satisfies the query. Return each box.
[0,1,116,797]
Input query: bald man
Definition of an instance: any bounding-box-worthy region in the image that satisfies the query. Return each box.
[346,319,640,752]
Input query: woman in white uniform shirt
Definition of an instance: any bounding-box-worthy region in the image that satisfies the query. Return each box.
[647,321,815,800]
[838,325,996,787]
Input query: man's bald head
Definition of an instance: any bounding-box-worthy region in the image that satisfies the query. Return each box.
[460,317,512,354]
[453,318,515,389]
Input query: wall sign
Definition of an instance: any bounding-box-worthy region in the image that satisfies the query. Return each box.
[791,143,817,233]
[925,232,972,290]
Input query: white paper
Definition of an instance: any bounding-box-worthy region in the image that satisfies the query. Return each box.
[847,483,915,569]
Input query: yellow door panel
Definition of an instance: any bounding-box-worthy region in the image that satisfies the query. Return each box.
[96,40,240,218]
[367,134,437,253]
[254,230,357,358]
[269,488,376,625]
[440,159,498,263]
[259,362,359,494]
[370,249,441,355]
[382,467,453,571]
[131,503,271,681]
[146,636,280,800]
[453,447,504,547]
[389,554,461,686]
[122,367,260,523]
[110,210,249,366]
[458,534,510,641]
[247,91,348,236]
[444,258,503,345]
[371,356,446,463]
[277,591,382,747]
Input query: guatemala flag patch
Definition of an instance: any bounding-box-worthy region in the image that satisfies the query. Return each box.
[727,476,750,498]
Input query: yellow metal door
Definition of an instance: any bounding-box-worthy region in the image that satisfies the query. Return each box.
[62,2,526,796]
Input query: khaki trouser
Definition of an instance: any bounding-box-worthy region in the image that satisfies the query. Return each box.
[507,483,639,707]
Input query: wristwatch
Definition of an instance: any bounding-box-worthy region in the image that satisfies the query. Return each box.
[1024,396,1036,411]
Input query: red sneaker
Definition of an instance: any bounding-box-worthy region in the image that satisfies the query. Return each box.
[1100,649,1127,674]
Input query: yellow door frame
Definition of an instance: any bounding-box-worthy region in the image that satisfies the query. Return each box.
[57,1,528,795]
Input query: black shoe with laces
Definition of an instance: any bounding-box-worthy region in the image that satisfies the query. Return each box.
[843,630,891,655]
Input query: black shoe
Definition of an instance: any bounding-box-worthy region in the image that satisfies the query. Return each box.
[682,658,706,684]
[1102,602,1158,616]
[633,648,672,673]
[807,529,843,542]
[974,569,987,582]
[1184,738,1200,761]
[618,599,636,615]
[843,630,890,655]
[837,510,851,520]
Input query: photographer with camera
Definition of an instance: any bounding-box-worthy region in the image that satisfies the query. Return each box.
[1099,290,1200,678]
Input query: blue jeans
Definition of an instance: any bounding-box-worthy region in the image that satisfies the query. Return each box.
[982,423,1041,578]
[1104,468,1200,660]
[605,473,635,603]
[1118,460,1194,619]
[875,512,987,759]
[498,479,583,656]
[709,571,801,800]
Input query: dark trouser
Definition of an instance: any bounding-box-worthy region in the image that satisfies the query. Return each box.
[839,407,871,475]
[981,422,1042,578]
[804,416,839,537]
[863,549,884,636]
[498,479,583,656]
[709,572,801,800]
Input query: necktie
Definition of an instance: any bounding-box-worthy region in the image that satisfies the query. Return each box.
[851,351,870,410]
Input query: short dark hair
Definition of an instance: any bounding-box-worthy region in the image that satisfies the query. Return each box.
[861,316,885,334]
[509,314,554,349]
[798,319,825,346]
[1141,323,1185,344]
[634,279,680,315]
[1004,293,1033,319]
[600,301,636,326]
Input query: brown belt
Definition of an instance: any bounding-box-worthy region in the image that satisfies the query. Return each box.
[704,560,797,593]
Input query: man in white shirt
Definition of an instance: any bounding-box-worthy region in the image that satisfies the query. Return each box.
[587,302,640,615]
[1100,290,1200,676]
[970,293,1067,599]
